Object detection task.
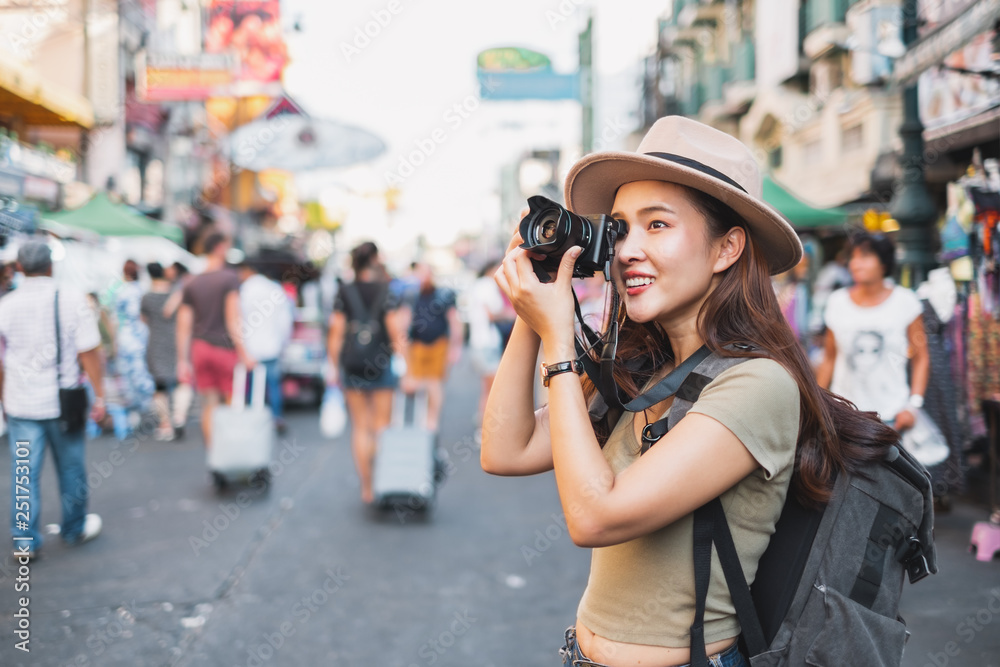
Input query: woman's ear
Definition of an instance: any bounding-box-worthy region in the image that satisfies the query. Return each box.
[713,227,746,274]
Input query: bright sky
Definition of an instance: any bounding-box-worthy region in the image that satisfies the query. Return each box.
[281,0,669,258]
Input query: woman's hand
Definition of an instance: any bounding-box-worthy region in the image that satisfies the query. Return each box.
[494,230,581,354]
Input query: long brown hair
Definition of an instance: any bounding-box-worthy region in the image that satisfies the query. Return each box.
[583,186,896,505]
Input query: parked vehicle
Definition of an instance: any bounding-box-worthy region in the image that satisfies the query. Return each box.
[280,306,326,407]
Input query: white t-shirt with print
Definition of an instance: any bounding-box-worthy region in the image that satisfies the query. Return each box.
[824,285,923,421]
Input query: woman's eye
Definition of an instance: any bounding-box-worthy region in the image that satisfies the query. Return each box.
[649,220,669,230]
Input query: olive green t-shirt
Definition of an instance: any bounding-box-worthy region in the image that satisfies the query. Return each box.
[576,358,800,647]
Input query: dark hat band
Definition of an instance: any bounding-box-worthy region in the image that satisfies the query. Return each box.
[644,152,748,194]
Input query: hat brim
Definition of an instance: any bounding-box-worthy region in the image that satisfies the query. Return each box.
[564,152,802,275]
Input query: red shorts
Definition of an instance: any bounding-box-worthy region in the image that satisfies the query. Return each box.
[191,339,238,397]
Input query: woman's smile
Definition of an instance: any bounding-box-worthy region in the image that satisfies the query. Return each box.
[623,271,656,296]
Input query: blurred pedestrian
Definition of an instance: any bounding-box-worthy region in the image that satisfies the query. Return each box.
[111,259,155,430]
[327,242,404,504]
[774,254,811,346]
[176,233,252,448]
[809,246,852,334]
[165,261,190,285]
[163,261,193,435]
[400,262,462,432]
[141,262,180,441]
[237,258,294,433]
[816,231,929,431]
[0,261,15,297]
[467,259,505,427]
[0,241,105,559]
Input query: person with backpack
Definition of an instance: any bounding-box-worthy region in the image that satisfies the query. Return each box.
[481,117,933,667]
[327,242,404,504]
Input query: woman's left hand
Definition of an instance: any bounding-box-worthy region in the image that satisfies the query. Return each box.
[893,408,916,433]
[494,235,581,352]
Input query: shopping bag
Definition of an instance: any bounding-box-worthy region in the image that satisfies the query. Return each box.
[320,385,347,439]
[900,407,950,467]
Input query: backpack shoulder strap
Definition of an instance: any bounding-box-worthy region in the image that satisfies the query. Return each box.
[636,346,753,452]
[665,348,767,667]
[342,282,386,324]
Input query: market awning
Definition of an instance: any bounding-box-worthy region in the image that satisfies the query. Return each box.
[763,176,847,229]
[0,51,94,128]
[42,193,183,243]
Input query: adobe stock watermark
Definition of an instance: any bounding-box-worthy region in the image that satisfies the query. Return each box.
[84,600,140,659]
[239,566,350,667]
[382,80,503,188]
[189,438,306,556]
[521,512,569,565]
[6,2,67,60]
[390,432,481,524]
[340,0,408,62]
[923,587,1000,667]
[407,609,477,666]
[519,470,612,565]
[592,116,629,152]
[545,0,588,30]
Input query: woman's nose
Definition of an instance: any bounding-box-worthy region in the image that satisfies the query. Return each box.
[616,227,645,263]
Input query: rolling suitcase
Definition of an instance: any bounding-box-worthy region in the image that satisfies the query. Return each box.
[372,391,438,512]
[208,364,274,492]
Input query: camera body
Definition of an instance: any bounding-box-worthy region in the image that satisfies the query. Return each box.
[518,195,626,282]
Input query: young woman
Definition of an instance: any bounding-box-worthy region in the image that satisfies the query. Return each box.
[112,259,155,424]
[327,242,405,504]
[816,231,929,433]
[481,117,897,667]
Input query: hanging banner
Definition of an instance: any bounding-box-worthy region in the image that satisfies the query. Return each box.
[476,47,578,101]
[136,51,237,102]
[205,0,288,92]
[891,0,1000,85]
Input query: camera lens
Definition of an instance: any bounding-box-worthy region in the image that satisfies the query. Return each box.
[540,220,557,240]
[535,212,562,244]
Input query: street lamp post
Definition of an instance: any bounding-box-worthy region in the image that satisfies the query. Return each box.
[889,0,938,287]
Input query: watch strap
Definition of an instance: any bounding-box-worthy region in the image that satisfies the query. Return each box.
[542,360,584,386]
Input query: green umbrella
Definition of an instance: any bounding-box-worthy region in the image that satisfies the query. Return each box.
[43,193,183,243]
[762,176,847,230]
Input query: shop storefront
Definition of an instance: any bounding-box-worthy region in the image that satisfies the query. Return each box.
[0,132,78,239]
[888,0,1000,503]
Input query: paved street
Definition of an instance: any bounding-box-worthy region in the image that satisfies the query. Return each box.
[0,356,998,666]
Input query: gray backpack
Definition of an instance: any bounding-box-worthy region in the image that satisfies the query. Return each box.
[646,350,938,667]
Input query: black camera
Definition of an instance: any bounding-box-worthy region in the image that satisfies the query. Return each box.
[518,195,627,283]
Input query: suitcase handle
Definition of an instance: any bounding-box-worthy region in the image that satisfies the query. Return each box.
[392,390,428,429]
[231,364,267,411]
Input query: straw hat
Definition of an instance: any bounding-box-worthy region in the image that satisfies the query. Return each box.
[564,116,802,274]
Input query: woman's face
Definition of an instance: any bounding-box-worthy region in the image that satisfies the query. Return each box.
[610,180,733,330]
[848,246,885,285]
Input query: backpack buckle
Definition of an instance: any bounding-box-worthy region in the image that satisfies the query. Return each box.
[898,536,930,583]
[640,424,662,454]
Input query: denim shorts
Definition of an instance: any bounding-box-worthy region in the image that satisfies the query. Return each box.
[341,370,398,391]
[559,627,748,667]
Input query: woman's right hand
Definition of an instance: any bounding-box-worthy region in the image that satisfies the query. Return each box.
[494,229,580,356]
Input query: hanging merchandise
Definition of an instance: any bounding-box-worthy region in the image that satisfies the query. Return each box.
[916,271,968,497]
[940,182,971,262]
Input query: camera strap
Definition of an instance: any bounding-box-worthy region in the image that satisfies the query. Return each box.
[570,285,713,441]
[572,287,623,416]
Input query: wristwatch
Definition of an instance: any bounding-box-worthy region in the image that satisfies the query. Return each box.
[908,394,924,410]
[540,360,584,387]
